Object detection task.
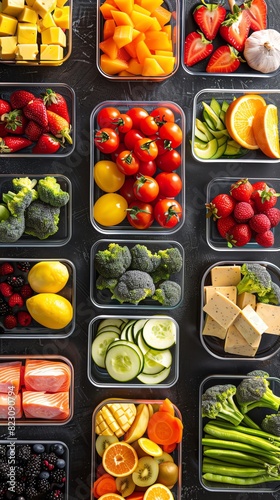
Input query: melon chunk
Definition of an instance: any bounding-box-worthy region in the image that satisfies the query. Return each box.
[114,0,134,14]
[142,57,165,76]
[111,10,134,26]
[151,5,172,26]
[130,10,154,31]
[100,53,129,73]
[103,18,116,39]
[135,39,151,64]
[99,36,118,59]
[113,24,133,48]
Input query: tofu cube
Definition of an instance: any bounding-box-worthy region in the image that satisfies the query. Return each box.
[234,304,268,346]
[203,291,241,329]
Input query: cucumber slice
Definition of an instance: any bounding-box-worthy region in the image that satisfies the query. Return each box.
[105,341,143,382]
[132,319,148,342]
[142,318,176,350]
[97,318,124,332]
[96,325,122,337]
[137,366,171,385]
[91,331,119,368]
[145,348,172,369]
[142,355,165,375]
[120,320,135,340]
[137,331,150,355]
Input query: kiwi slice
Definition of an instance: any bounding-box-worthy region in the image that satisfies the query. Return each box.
[116,474,135,497]
[95,435,119,457]
[157,461,179,487]
[132,456,159,487]
[154,451,174,464]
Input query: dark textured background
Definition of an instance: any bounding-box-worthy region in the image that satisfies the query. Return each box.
[1,0,280,498]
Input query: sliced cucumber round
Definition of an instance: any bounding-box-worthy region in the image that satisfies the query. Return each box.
[145,348,172,369]
[132,319,148,341]
[91,331,119,368]
[142,355,166,375]
[105,341,143,382]
[96,325,122,337]
[142,318,176,350]
[136,331,150,355]
[137,366,171,385]
[97,318,124,332]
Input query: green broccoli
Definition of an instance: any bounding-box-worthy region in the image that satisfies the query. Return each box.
[37,176,70,208]
[237,263,272,297]
[261,412,280,437]
[236,376,280,414]
[202,384,244,426]
[130,244,161,273]
[12,177,38,201]
[2,187,33,217]
[24,200,60,240]
[257,282,280,305]
[112,270,155,304]
[96,275,118,293]
[247,370,270,378]
[94,243,132,279]
[152,280,181,307]
[0,214,25,242]
[151,247,183,283]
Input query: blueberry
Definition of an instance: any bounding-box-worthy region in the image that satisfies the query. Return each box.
[51,443,65,456]
[16,497,25,500]
[56,458,66,469]
[33,443,45,454]
[39,470,50,479]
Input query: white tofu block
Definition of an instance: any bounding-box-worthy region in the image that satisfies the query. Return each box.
[202,314,227,339]
[225,324,260,357]
[256,303,280,335]
[234,304,268,346]
[203,291,241,329]
[237,292,256,310]
[204,286,237,304]
[211,265,241,287]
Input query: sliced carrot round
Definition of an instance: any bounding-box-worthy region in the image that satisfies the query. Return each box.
[93,473,117,498]
[147,411,183,446]
[159,399,175,416]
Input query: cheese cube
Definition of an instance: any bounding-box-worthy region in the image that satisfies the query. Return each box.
[203,291,241,329]
[2,0,24,17]
[40,43,63,60]
[32,0,56,18]
[237,292,256,310]
[0,35,17,59]
[233,304,268,346]
[211,265,241,287]
[256,303,280,335]
[0,13,18,36]
[41,26,66,46]
[225,324,260,357]
[17,23,37,44]
[37,12,56,31]
[17,6,38,24]
[202,314,227,339]
[15,43,38,59]
[204,286,237,304]
[53,6,70,29]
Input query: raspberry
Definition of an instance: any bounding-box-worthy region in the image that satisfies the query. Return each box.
[20,284,33,299]
[263,207,280,228]
[255,230,275,248]
[17,311,32,326]
[249,214,271,233]
[3,314,17,329]
[233,201,254,222]
[0,263,14,276]
[0,282,13,297]
[8,293,24,308]
[6,275,25,288]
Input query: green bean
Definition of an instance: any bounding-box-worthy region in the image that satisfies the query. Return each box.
[202,472,280,485]
[204,423,280,453]
[208,420,280,445]
[203,448,276,467]
[202,438,280,464]
[202,462,267,477]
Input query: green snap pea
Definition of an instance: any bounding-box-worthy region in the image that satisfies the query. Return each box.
[203,448,275,467]
[209,420,280,445]
[202,462,267,477]
[203,472,280,485]
[202,438,280,464]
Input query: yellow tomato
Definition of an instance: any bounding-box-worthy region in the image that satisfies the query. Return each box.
[94,160,125,192]
[93,193,128,226]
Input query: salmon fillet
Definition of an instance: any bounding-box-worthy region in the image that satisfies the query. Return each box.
[0,392,22,419]
[22,391,70,420]
[0,361,22,394]
[24,359,71,393]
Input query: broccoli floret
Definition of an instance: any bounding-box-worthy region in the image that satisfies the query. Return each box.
[2,187,33,217]
[151,247,183,283]
[237,263,272,297]
[112,270,155,304]
[130,244,161,273]
[94,243,132,279]
[202,384,244,426]
[12,177,38,201]
[257,282,280,305]
[236,376,280,414]
[261,412,280,437]
[24,200,60,240]
[247,370,270,378]
[0,214,25,242]
[96,275,118,293]
[152,280,181,307]
[37,176,70,208]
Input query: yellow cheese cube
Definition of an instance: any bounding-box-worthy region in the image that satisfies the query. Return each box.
[0,35,17,59]
[256,303,280,335]
[204,286,237,304]
[225,324,260,357]
[56,0,68,6]
[237,292,256,310]
[203,291,241,329]
[53,6,70,29]
[40,43,63,60]
[202,314,227,339]
[25,0,35,6]
[37,11,56,31]
[41,26,66,46]
[32,0,56,18]
[15,43,38,59]
[211,265,242,287]
[0,13,17,36]
[2,0,24,17]
[17,23,37,44]
[233,304,268,346]
[17,6,38,24]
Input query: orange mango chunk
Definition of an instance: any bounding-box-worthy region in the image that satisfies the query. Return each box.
[125,31,145,58]
[130,10,154,31]
[162,24,172,39]
[111,10,134,26]
[100,53,129,73]
[114,0,134,14]
[133,4,151,15]
[151,5,172,26]
[136,39,151,64]
[103,18,116,39]
[99,36,118,59]
[147,16,162,31]
[141,0,163,9]
[100,2,118,19]
[155,49,173,56]
[153,54,175,74]
[144,30,171,50]
[127,57,142,74]
[141,57,165,76]
[113,24,133,48]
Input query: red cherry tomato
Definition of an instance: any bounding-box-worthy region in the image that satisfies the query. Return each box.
[159,122,183,148]
[156,149,181,172]
[154,199,183,228]
[127,107,149,129]
[155,172,182,197]
[156,137,173,156]
[124,129,145,150]
[113,113,133,134]
[140,115,159,136]
[118,177,137,203]
[97,107,121,128]
[111,142,127,162]
[126,201,154,229]
[150,107,175,124]
[94,127,120,154]
[116,150,140,176]
[133,175,159,202]
[138,159,157,177]
[134,138,158,162]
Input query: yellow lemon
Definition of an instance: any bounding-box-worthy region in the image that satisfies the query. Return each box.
[28,261,69,293]
[26,293,73,329]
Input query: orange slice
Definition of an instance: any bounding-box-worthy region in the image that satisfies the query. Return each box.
[98,494,124,499]
[102,441,138,477]
[143,483,174,499]
[252,104,280,159]
[138,437,163,457]
[225,94,267,150]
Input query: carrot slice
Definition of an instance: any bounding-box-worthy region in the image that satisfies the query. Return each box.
[162,442,177,453]
[159,398,175,416]
[147,411,183,445]
[126,492,145,500]
[93,473,117,498]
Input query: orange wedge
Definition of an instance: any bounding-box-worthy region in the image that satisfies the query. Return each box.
[225,94,267,150]
[102,442,138,477]
[143,483,174,499]
[252,104,280,159]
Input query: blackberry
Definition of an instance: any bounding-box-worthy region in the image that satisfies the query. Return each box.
[0,481,7,496]
[16,444,32,465]
[25,454,41,478]
[41,452,58,470]
[0,298,10,316]
[50,468,66,485]
[0,444,6,458]
[46,490,64,500]
[25,483,38,498]
[15,465,24,480]
[37,478,51,493]
[6,276,25,289]
[17,261,31,273]
[0,463,9,480]
[15,480,25,495]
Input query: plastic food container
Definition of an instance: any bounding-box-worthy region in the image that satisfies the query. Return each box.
[0,355,74,425]
[181,0,280,78]
[88,315,179,388]
[192,89,280,163]
[90,100,185,234]
[0,174,72,247]
[0,258,75,338]
[200,260,280,360]
[199,374,280,493]
[206,177,280,251]
[0,83,76,157]
[96,0,180,81]
[91,398,182,500]
[90,239,184,309]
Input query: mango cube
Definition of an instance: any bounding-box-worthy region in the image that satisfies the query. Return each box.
[100,53,129,74]
[40,43,63,60]
[17,6,38,24]
[15,43,38,59]
[0,13,17,36]
[17,22,37,44]
[0,35,17,59]
[41,26,66,46]
[111,10,133,26]
[2,0,24,17]
[53,6,70,29]
[113,25,133,49]
[141,57,165,76]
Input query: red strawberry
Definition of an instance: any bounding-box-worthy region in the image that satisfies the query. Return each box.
[25,120,44,142]
[0,263,14,276]
[262,207,280,227]
[20,284,33,299]
[1,109,27,134]
[0,282,13,297]
[17,310,32,326]
[230,178,253,202]
[0,122,8,138]
[206,193,235,220]
[8,293,24,308]
[32,133,63,154]
[193,1,226,40]
[10,90,35,109]
[219,4,251,51]
[23,98,48,128]
[254,186,280,212]
[255,230,274,247]
[242,0,267,31]
[43,88,70,122]
[184,31,213,67]
[227,223,252,247]
[249,213,271,232]
[0,136,32,153]
[217,214,236,238]
[0,98,11,115]
[206,45,242,73]
[46,110,72,144]
[233,201,254,222]
[3,314,17,329]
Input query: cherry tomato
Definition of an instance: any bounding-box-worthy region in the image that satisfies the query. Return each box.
[159,122,183,148]
[111,142,127,162]
[116,150,140,176]
[118,177,136,204]
[156,149,181,172]
[154,199,183,228]
[138,159,157,177]
[113,113,133,134]
[133,175,159,202]
[97,107,121,129]
[134,138,158,162]
[94,127,120,154]
[126,201,154,229]
[140,115,159,136]
[93,193,128,226]
[94,160,125,192]
[155,172,182,197]
[127,107,149,129]
[124,129,145,150]
[156,137,173,156]
[150,107,175,124]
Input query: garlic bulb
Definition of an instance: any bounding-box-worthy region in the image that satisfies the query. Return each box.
[244,29,280,73]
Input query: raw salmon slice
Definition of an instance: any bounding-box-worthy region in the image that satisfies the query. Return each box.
[0,392,22,419]
[0,361,22,394]
[22,391,70,420]
[24,359,71,393]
